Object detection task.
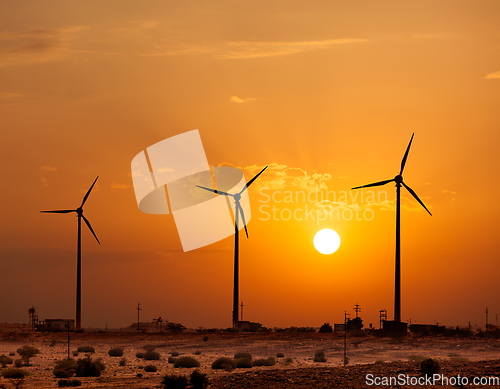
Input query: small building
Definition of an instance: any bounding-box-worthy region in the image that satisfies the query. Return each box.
[238,321,262,332]
[37,319,75,332]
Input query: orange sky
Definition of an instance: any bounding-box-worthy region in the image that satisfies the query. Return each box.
[1,1,500,330]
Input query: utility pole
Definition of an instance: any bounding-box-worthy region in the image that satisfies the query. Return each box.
[344,311,350,366]
[485,307,488,331]
[67,320,70,360]
[137,303,142,333]
[240,302,244,322]
[354,304,361,319]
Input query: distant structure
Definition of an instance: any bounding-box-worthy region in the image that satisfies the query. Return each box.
[28,306,38,332]
[240,302,244,322]
[238,321,262,332]
[137,303,142,333]
[37,319,75,332]
[352,134,431,332]
[41,176,100,331]
[354,304,361,319]
[379,309,387,329]
[196,166,268,329]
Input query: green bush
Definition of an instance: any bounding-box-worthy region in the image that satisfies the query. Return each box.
[72,351,79,357]
[144,364,158,372]
[234,352,252,360]
[76,346,95,353]
[173,356,200,368]
[194,350,202,355]
[137,372,143,378]
[162,373,189,389]
[170,351,180,357]
[119,358,127,366]
[1,368,29,379]
[168,356,178,364]
[136,351,145,359]
[14,359,23,367]
[53,358,76,378]
[74,356,102,377]
[211,357,235,371]
[144,350,161,360]
[420,358,440,377]
[284,357,293,365]
[253,357,276,366]
[313,350,326,363]
[17,345,41,365]
[202,336,209,342]
[0,354,13,367]
[58,379,82,387]
[190,369,209,389]
[108,347,124,357]
[276,352,284,358]
[235,358,253,368]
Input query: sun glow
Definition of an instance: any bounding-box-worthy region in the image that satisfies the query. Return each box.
[313,229,341,255]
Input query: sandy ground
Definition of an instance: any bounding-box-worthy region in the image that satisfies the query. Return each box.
[1,325,500,388]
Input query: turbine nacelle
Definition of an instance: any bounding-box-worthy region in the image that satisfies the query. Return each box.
[394,175,403,184]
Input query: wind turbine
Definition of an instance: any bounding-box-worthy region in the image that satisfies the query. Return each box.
[41,176,100,330]
[352,134,431,323]
[196,166,267,329]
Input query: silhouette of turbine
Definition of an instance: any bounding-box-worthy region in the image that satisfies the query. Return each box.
[41,176,100,330]
[197,166,267,329]
[352,134,431,323]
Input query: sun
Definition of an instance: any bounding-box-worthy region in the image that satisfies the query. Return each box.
[313,229,341,255]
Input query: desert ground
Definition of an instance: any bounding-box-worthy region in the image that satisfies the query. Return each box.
[1,324,500,388]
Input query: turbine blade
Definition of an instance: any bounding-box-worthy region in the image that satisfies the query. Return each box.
[40,209,76,213]
[239,166,268,194]
[195,185,232,196]
[400,133,414,175]
[82,215,100,244]
[402,182,432,216]
[81,176,99,207]
[237,203,249,238]
[352,179,394,190]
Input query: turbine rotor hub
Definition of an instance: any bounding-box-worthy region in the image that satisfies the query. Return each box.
[394,175,403,184]
[233,193,241,202]
[76,208,83,216]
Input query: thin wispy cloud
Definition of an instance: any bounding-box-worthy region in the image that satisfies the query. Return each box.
[484,71,500,79]
[110,183,131,189]
[131,20,159,29]
[149,38,367,59]
[230,96,257,103]
[0,91,26,105]
[41,165,57,171]
[0,26,86,67]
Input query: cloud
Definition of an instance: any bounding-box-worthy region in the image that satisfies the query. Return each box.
[110,183,131,189]
[149,38,367,59]
[230,96,257,103]
[484,71,500,80]
[41,165,57,171]
[220,162,331,192]
[41,177,48,187]
[131,20,159,29]
[442,189,457,195]
[0,26,86,67]
[0,92,26,105]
